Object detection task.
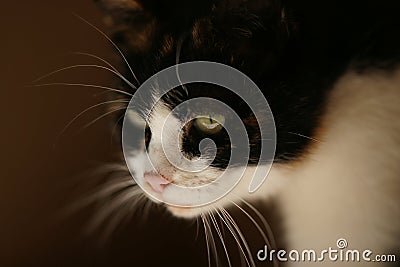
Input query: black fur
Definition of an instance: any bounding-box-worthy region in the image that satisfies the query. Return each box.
[98,0,400,163]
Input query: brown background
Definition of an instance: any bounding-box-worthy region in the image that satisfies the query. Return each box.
[1,1,276,266]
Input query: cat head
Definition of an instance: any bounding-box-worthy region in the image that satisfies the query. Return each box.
[96,0,326,218]
[96,0,289,77]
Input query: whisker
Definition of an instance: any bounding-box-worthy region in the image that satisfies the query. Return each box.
[55,163,146,244]
[93,162,129,173]
[110,112,126,144]
[239,198,278,253]
[70,51,120,72]
[125,194,149,223]
[215,208,251,267]
[100,190,144,242]
[80,107,127,131]
[229,201,279,267]
[32,64,137,91]
[220,207,256,266]
[287,131,323,143]
[195,217,200,241]
[63,177,136,216]
[200,214,212,267]
[229,201,271,247]
[85,188,142,236]
[73,14,140,85]
[204,214,219,267]
[123,194,149,223]
[56,99,129,142]
[141,196,154,220]
[32,82,132,97]
[209,211,232,267]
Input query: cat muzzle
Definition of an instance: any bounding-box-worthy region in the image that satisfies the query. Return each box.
[143,172,171,193]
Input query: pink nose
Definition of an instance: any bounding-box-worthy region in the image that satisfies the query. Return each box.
[143,172,171,193]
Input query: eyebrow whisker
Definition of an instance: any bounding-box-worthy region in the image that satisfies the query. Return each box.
[73,14,140,86]
[32,64,137,91]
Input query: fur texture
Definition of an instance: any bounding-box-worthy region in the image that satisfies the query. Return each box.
[95,0,400,265]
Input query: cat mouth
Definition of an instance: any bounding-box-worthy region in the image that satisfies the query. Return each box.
[142,171,205,217]
[143,171,171,193]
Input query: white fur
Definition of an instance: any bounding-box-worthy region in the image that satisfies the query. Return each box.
[262,69,400,266]
[128,68,400,265]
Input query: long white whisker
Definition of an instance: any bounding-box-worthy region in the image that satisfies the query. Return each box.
[195,217,200,240]
[64,178,136,216]
[200,214,212,267]
[220,207,256,266]
[86,188,142,235]
[216,208,251,267]
[216,209,246,267]
[32,83,132,97]
[126,194,148,222]
[100,190,144,242]
[32,64,137,90]
[229,201,279,267]
[119,194,148,226]
[204,214,219,267]
[287,131,323,143]
[70,51,120,72]
[140,195,155,221]
[80,107,127,130]
[57,99,129,142]
[74,14,140,85]
[110,112,125,143]
[209,210,232,267]
[229,201,271,247]
[239,198,278,252]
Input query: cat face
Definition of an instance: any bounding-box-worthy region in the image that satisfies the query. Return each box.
[123,71,277,217]
[98,0,328,217]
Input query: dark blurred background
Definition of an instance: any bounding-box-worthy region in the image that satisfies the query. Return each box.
[1,1,278,266]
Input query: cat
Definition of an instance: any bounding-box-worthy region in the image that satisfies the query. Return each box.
[94,0,400,265]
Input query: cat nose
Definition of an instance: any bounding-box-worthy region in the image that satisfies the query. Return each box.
[143,172,171,193]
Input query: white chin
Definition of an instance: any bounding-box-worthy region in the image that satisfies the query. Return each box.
[166,205,205,219]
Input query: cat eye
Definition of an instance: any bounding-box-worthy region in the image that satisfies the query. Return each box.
[194,115,225,134]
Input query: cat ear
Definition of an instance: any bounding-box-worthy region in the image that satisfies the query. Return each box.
[95,0,157,52]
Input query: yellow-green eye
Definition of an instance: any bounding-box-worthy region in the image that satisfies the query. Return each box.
[194,115,225,134]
